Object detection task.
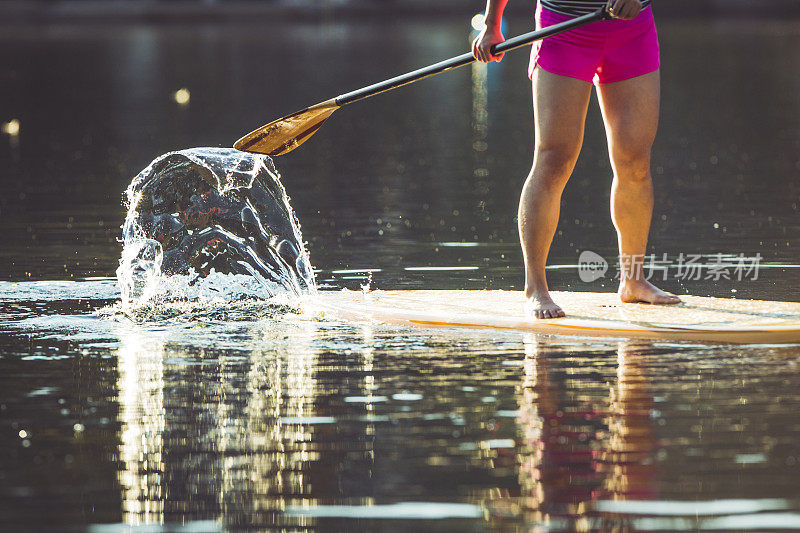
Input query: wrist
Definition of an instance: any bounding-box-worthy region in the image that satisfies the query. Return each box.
[484,19,502,31]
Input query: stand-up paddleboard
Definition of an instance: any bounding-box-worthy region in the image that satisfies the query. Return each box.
[303,290,800,344]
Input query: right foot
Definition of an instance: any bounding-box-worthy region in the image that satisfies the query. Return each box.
[524,291,565,319]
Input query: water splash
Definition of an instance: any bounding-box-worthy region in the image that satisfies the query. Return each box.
[360,271,373,294]
[117,148,315,310]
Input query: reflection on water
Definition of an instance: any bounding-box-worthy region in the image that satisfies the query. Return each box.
[116,318,324,528]
[118,331,166,524]
[472,60,489,153]
[601,343,657,503]
[513,338,657,530]
[2,280,800,529]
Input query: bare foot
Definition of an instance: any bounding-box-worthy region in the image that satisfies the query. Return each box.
[524,290,566,319]
[618,279,681,305]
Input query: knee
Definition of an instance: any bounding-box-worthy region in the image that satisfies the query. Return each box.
[611,143,652,182]
[531,144,580,189]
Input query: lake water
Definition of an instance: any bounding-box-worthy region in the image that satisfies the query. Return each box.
[1,11,800,531]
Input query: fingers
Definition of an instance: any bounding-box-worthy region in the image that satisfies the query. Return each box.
[477,42,492,63]
[481,45,503,63]
[482,44,494,63]
[620,0,639,19]
[606,0,617,18]
[607,0,641,19]
[472,34,504,63]
[472,36,488,63]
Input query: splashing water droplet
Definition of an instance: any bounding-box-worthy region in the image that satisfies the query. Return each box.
[116,148,315,312]
[360,271,373,294]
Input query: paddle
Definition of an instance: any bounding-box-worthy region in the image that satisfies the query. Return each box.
[233,7,608,156]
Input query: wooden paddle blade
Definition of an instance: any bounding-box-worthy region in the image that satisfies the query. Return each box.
[234,98,339,156]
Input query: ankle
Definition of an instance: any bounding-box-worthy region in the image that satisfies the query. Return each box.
[525,285,551,298]
[619,278,652,291]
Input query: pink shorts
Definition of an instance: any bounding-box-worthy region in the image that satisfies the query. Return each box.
[528,5,660,85]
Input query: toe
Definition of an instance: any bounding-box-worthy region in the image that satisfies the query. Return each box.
[658,293,681,305]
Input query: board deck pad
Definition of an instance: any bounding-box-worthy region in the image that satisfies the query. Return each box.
[304,290,800,344]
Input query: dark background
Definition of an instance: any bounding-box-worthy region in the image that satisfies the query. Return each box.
[0,0,798,298]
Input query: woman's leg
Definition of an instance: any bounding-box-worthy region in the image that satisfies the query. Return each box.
[521,67,593,318]
[596,70,680,304]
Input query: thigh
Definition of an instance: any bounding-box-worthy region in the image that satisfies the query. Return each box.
[596,70,661,157]
[532,67,593,154]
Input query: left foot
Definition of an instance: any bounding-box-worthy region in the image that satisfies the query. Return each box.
[618,279,681,305]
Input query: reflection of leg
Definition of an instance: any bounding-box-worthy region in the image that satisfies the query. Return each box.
[596,71,680,305]
[519,337,555,513]
[597,341,658,501]
[519,335,601,524]
[521,69,592,319]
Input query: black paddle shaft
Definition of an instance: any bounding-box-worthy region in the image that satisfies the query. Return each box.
[334,8,608,107]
